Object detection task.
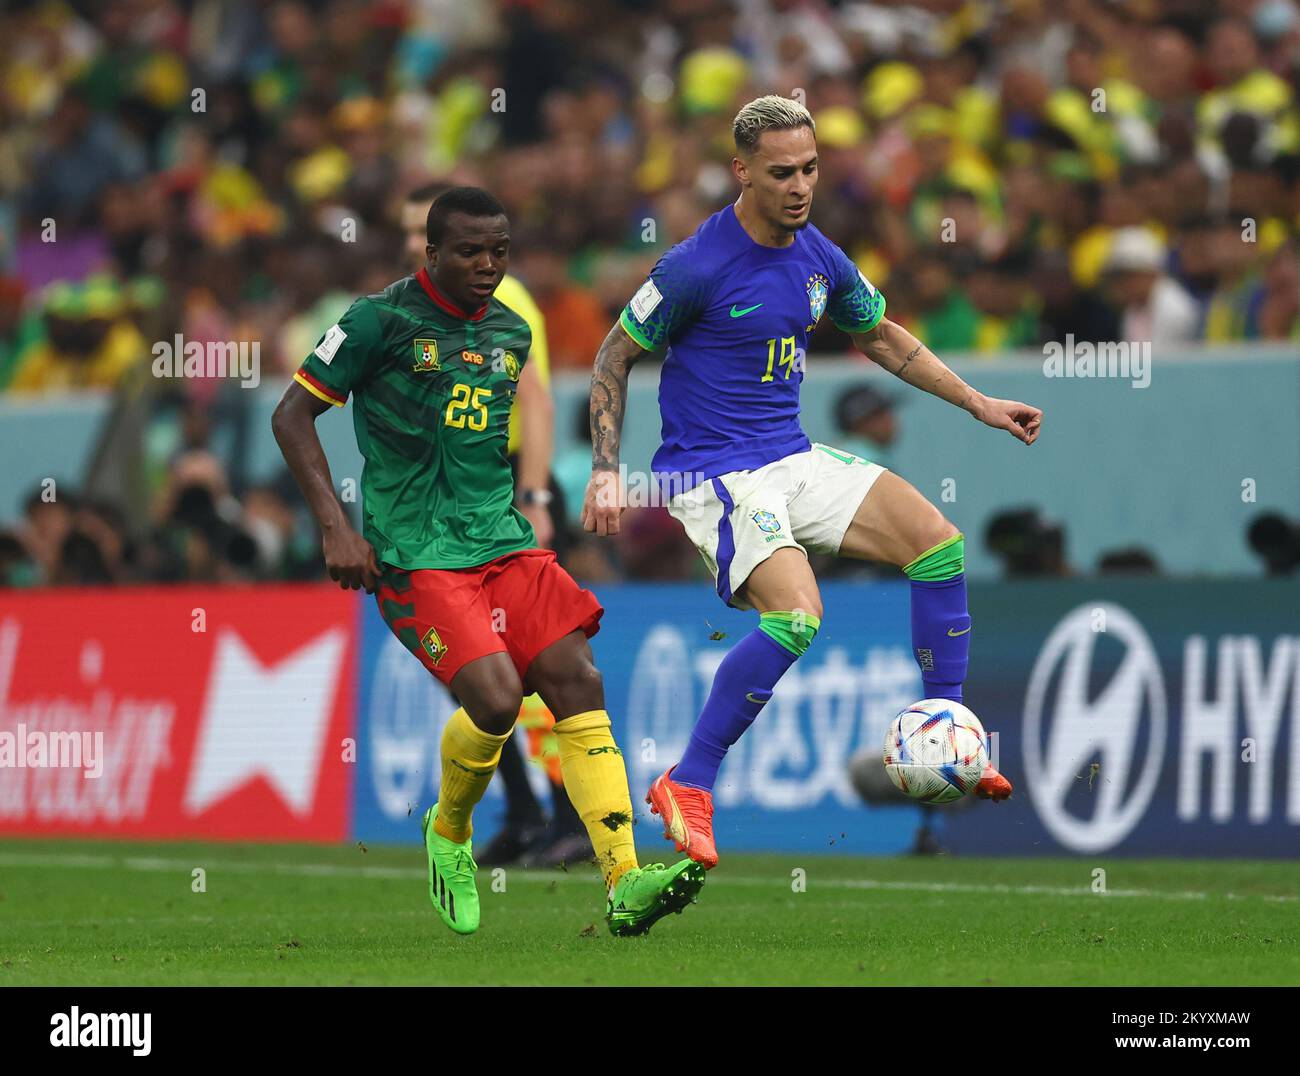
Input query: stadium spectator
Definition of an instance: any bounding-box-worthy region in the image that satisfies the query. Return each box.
[7,277,149,393]
[20,84,146,227]
[31,497,136,587]
[70,499,137,584]
[241,481,324,581]
[0,530,37,588]
[1097,547,1162,575]
[1257,239,1300,339]
[1034,249,1121,346]
[20,485,76,585]
[1248,512,1300,575]
[1199,17,1299,167]
[964,255,1040,352]
[1102,228,1201,344]
[985,508,1070,578]
[50,528,115,586]
[905,250,983,352]
[834,382,898,472]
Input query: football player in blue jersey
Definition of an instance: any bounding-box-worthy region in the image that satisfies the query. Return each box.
[582,96,1041,869]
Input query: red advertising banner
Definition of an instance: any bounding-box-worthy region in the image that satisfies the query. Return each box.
[0,585,355,841]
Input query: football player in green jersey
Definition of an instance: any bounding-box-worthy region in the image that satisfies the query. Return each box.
[401,183,590,872]
[272,187,703,936]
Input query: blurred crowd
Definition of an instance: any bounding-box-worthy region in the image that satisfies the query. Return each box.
[7,378,1295,588]
[2,0,1299,585]
[1,398,328,587]
[0,383,890,588]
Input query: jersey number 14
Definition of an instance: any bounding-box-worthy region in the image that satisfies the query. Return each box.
[762,336,798,382]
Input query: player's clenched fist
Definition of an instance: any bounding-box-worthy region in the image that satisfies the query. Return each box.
[322,524,380,592]
[581,468,625,536]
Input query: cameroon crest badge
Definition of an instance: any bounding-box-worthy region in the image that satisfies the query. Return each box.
[421,626,448,665]
[413,339,440,372]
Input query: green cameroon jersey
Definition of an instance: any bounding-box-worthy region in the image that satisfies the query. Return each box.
[294,267,535,570]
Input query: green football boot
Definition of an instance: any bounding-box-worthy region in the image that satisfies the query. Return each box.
[421,805,480,935]
[606,859,706,937]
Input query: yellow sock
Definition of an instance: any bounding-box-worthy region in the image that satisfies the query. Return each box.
[434,707,511,843]
[553,709,638,890]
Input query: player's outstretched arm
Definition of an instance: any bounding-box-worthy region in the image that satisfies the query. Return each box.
[850,318,1043,445]
[583,321,651,536]
[271,381,380,592]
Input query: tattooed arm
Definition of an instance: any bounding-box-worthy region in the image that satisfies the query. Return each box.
[582,322,652,536]
[850,318,1043,445]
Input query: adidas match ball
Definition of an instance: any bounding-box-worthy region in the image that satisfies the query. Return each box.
[883,700,988,804]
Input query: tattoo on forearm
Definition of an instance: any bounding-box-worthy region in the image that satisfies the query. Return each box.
[896,344,922,379]
[590,373,623,471]
[590,324,642,470]
[858,322,971,409]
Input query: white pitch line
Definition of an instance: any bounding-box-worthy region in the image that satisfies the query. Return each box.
[0,851,1294,904]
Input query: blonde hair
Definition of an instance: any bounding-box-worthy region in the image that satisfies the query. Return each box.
[732,95,816,154]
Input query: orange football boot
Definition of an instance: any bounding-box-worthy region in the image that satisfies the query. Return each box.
[975,762,1013,802]
[646,768,719,869]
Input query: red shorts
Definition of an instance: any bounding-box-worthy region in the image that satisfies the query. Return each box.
[374,548,603,687]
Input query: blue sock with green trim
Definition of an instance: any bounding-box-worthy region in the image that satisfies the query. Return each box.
[904,534,970,703]
[673,611,820,792]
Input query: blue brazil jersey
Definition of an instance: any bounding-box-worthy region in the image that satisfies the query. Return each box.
[620,204,886,492]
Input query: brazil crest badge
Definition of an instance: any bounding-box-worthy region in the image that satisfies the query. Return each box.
[807,274,829,328]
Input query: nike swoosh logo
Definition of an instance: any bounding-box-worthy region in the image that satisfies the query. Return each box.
[746,692,771,704]
[947,627,972,637]
[729,303,762,317]
[659,780,689,847]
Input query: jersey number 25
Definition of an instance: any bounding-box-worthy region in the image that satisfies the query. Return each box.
[445,384,491,430]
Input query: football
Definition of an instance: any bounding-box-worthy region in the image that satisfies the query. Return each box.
[883,700,989,804]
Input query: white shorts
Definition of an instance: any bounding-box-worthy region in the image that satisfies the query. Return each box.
[667,443,886,610]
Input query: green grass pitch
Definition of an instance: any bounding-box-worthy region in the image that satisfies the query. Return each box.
[1,839,1295,986]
